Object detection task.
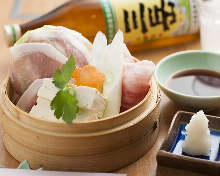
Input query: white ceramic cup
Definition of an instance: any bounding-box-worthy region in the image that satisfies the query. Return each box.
[200,0,220,52]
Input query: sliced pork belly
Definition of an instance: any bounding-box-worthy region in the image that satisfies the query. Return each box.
[10,43,67,95]
[16,79,43,112]
[16,25,92,67]
[121,60,155,111]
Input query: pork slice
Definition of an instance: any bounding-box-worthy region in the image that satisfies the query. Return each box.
[16,79,43,112]
[10,43,67,95]
[17,25,92,67]
[121,60,155,111]
[52,38,88,67]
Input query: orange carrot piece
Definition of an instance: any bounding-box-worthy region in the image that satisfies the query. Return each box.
[72,65,105,92]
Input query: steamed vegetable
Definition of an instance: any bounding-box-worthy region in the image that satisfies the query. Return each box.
[72,65,105,92]
[50,55,79,124]
[90,30,125,117]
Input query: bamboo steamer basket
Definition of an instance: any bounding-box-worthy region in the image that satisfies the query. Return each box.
[0,75,160,172]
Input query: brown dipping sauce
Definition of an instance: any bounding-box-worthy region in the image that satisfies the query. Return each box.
[167,69,220,97]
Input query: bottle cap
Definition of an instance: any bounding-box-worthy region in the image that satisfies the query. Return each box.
[3,24,21,47]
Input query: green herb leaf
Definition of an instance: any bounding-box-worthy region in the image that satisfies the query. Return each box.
[0,160,43,170]
[62,89,79,124]
[51,89,79,124]
[53,55,75,89]
[51,55,79,124]
[17,160,31,169]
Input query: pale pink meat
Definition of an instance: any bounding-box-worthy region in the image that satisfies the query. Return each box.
[121,60,155,111]
[22,26,92,67]
[27,38,88,67]
[16,79,43,112]
[10,43,67,95]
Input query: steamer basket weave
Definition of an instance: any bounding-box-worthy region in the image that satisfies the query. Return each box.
[0,76,160,172]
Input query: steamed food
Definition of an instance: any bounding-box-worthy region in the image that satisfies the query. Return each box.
[11,25,155,123]
[72,65,105,92]
[15,25,91,67]
[91,31,125,117]
[122,60,155,111]
[16,79,43,112]
[10,43,67,95]
[90,31,155,114]
[29,78,106,122]
[182,110,211,156]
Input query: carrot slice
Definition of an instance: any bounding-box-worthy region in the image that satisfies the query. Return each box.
[72,65,105,92]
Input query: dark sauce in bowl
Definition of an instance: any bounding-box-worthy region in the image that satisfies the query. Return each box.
[167,69,220,97]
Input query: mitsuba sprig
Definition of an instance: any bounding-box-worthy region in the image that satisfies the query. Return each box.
[50,55,79,124]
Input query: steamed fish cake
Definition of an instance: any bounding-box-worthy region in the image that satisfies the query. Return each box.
[15,25,92,67]
[10,43,67,95]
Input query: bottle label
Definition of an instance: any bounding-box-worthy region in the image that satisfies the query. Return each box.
[100,0,199,45]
